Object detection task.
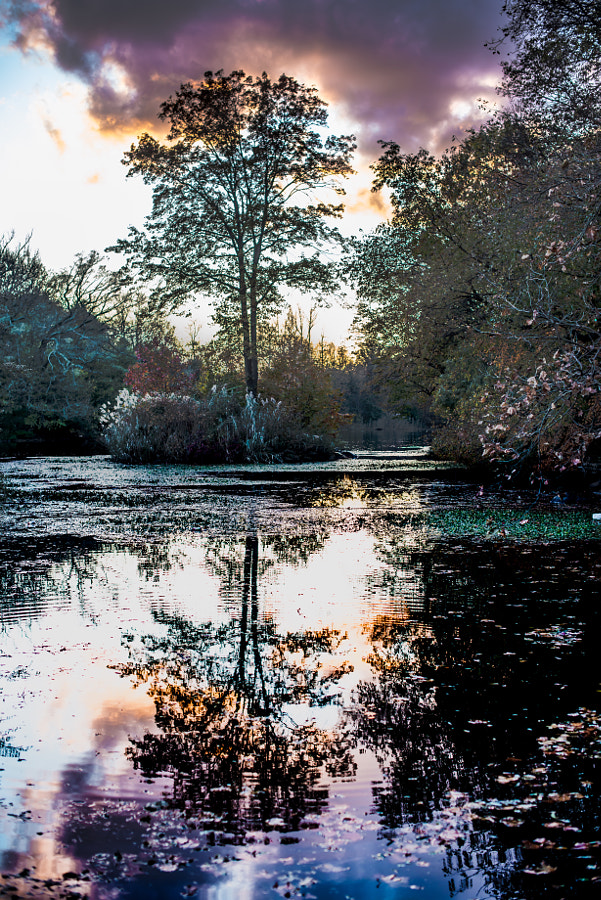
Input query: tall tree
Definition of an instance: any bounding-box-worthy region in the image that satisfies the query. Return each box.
[495,0,601,129]
[113,70,355,395]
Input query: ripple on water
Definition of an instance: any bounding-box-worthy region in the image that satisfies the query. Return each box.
[0,456,599,898]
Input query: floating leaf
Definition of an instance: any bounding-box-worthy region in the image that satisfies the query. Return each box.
[524,863,558,875]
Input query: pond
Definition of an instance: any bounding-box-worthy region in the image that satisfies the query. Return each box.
[0,452,600,899]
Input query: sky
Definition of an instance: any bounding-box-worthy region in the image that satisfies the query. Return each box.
[0,0,508,341]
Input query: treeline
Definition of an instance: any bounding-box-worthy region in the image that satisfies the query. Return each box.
[0,236,132,454]
[7,0,599,475]
[0,235,383,458]
[100,308,383,463]
[351,0,601,480]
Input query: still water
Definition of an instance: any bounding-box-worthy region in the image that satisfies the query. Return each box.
[0,454,600,899]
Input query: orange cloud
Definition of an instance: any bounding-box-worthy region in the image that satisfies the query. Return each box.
[347,186,392,217]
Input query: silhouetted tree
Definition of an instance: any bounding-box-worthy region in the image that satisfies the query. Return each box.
[114,70,355,395]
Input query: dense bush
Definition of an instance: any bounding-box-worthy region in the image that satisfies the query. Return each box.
[0,237,132,454]
[100,386,335,464]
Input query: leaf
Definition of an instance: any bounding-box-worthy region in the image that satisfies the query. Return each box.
[523,863,558,875]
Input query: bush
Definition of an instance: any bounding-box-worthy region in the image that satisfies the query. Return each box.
[100,386,335,464]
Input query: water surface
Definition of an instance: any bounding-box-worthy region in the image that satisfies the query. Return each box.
[0,455,600,899]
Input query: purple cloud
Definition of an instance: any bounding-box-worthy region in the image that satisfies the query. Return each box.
[5,0,506,154]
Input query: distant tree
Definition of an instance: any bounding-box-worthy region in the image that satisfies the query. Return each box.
[48,251,134,326]
[113,70,355,396]
[333,361,385,424]
[0,232,48,296]
[124,328,194,395]
[260,307,342,435]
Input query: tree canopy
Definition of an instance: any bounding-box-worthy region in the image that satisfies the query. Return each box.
[351,0,601,477]
[495,0,601,129]
[113,70,355,395]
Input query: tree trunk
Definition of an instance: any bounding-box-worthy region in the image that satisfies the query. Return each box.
[239,288,258,395]
[248,289,259,396]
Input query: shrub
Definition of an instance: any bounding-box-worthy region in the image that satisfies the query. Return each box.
[99,389,207,463]
[100,386,335,464]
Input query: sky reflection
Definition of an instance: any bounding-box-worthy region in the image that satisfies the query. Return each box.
[0,461,600,898]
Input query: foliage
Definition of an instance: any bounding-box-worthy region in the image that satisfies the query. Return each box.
[104,303,360,465]
[124,331,195,395]
[100,386,336,464]
[112,69,355,395]
[347,0,601,477]
[494,0,601,130]
[184,305,354,442]
[47,250,139,330]
[424,509,601,542]
[0,235,132,453]
[351,122,524,441]
[0,232,48,296]
[330,360,385,424]
[259,307,343,436]
[352,4,601,478]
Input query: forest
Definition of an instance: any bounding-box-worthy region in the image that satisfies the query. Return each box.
[1,0,600,482]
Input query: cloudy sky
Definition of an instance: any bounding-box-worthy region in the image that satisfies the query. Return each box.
[0,0,507,335]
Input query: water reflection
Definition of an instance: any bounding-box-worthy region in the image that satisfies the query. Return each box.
[308,474,425,512]
[353,530,601,896]
[0,536,108,626]
[0,463,600,899]
[117,529,356,840]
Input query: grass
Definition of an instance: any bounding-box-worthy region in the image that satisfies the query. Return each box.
[423,508,601,541]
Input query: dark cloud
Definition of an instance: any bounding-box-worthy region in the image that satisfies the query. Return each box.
[5,0,506,154]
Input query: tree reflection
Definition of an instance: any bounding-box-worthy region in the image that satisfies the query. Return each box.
[119,530,355,840]
[0,536,111,626]
[352,532,601,896]
[202,527,330,604]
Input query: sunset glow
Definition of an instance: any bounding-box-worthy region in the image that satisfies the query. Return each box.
[0,0,504,282]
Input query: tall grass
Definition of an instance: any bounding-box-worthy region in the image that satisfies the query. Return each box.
[99,387,335,464]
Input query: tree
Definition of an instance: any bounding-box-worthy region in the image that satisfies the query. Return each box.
[0,235,133,452]
[350,84,601,470]
[260,307,342,435]
[124,328,194,395]
[0,232,48,297]
[347,0,601,476]
[349,123,529,432]
[113,70,355,396]
[48,251,135,328]
[494,0,601,130]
